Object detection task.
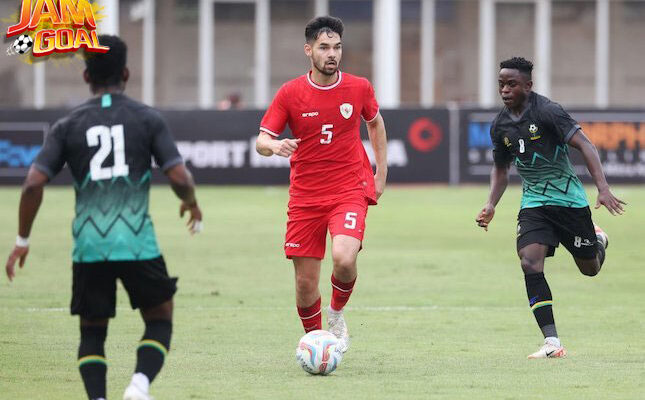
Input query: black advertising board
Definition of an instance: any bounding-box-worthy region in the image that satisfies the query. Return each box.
[460,109,645,184]
[0,108,451,185]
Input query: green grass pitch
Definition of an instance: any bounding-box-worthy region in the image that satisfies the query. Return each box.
[1,185,644,399]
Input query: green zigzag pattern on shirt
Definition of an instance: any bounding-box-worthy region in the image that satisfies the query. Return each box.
[72,171,160,262]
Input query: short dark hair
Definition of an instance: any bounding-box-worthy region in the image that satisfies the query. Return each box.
[305,16,344,43]
[84,35,127,87]
[500,57,533,80]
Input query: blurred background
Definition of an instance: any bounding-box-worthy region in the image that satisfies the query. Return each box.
[1,0,643,186]
[2,0,645,109]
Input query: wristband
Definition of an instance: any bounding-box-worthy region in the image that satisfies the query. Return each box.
[16,235,29,247]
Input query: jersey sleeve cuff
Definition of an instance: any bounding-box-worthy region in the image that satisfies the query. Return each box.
[564,124,581,143]
[160,156,184,171]
[259,127,280,138]
[363,109,380,123]
[32,163,55,179]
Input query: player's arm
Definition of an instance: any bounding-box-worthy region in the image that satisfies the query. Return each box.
[366,113,388,199]
[165,163,203,234]
[568,130,626,215]
[477,122,510,231]
[255,132,301,158]
[5,167,48,281]
[476,164,509,231]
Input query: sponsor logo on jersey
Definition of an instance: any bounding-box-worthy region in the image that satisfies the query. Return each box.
[504,137,511,147]
[340,103,353,119]
[529,123,539,134]
[285,242,301,248]
[301,112,319,118]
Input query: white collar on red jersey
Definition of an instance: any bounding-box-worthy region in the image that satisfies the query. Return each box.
[306,70,342,90]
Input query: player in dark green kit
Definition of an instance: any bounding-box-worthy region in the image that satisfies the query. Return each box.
[4,36,202,400]
[476,57,626,359]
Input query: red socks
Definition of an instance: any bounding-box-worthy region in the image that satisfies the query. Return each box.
[297,297,322,332]
[330,274,356,312]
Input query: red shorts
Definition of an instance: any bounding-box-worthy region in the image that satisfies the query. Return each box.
[284,196,369,259]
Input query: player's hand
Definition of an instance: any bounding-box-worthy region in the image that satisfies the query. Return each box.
[595,188,626,216]
[272,138,301,158]
[374,171,386,200]
[476,203,495,231]
[5,245,29,282]
[180,201,203,235]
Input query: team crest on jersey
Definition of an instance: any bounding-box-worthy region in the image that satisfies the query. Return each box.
[340,103,353,119]
[504,137,511,147]
[528,124,539,134]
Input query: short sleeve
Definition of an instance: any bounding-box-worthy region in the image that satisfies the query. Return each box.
[490,121,512,167]
[260,85,289,138]
[150,112,183,171]
[544,102,580,143]
[361,80,379,122]
[33,121,66,179]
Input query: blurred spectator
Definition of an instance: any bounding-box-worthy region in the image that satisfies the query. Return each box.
[217,92,244,110]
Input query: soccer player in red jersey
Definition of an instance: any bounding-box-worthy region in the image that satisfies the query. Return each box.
[255,16,388,353]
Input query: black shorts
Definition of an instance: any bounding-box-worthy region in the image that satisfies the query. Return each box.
[71,256,177,319]
[517,206,598,259]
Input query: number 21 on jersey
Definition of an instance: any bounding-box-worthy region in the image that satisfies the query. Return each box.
[86,124,130,181]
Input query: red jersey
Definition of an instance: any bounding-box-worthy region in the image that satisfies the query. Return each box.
[260,71,380,205]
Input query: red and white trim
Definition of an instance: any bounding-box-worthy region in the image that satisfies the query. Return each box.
[306,70,343,90]
[331,283,353,293]
[299,309,322,320]
[259,127,280,137]
[362,109,380,123]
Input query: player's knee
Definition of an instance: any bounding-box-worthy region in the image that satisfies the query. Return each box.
[577,260,600,277]
[520,256,542,275]
[332,253,356,274]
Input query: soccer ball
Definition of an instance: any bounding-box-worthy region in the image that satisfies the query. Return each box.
[13,35,33,55]
[295,330,343,375]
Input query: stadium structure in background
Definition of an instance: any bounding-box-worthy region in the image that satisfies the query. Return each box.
[1,0,644,109]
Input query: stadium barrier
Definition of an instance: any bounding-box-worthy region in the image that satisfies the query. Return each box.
[0,108,643,185]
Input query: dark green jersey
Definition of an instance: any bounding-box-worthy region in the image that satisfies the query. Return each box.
[34,94,182,262]
[490,92,588,209]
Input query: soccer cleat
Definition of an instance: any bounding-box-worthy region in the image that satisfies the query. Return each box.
[327,306,350,353]
[123,383,153,400]
[527,338,567,359]
[594,224,609,249]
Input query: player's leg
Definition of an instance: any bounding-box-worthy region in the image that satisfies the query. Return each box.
[78,318,109,400]
[293,257,323,332]
[568,213,608,277]
[71,261,117,400]
[519,243,566,358]
[123,300,174,400]
[119,257,177,400]
[327,198,368,352]
[517,208,565,358]
[285,204,328,333]
[330,234,361,311]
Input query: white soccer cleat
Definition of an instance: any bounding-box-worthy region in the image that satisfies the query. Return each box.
[123,383,153,400]
[527,338,567,359]
[594,224,609,249]
[327,306,350,353]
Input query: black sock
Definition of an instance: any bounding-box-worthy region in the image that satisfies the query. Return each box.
[596,241,606,267]
[78,326,107,400]
[135,319,172,383]
[524,272,557,338]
